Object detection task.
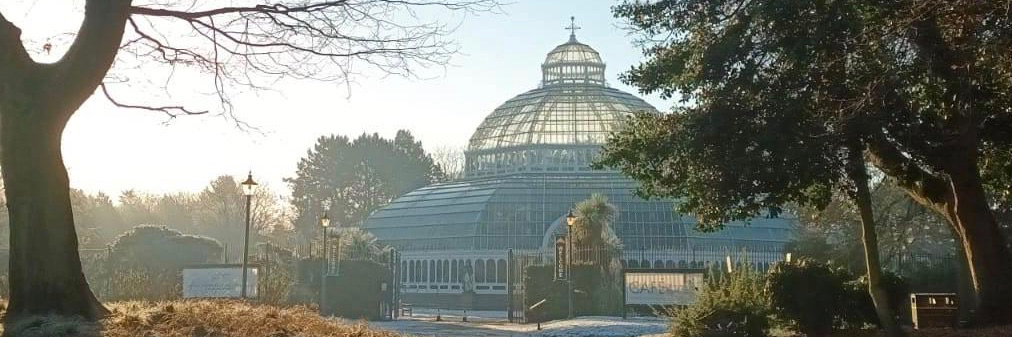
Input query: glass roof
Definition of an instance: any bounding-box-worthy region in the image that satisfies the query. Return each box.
[464,35,658,177]
[467,85,655,151]
[363,172,797,251]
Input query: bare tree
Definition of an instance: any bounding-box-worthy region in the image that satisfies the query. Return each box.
[0,0,496,320]
[431,145,466,181]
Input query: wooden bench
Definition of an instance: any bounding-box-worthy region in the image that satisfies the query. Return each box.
[400,303,413,317]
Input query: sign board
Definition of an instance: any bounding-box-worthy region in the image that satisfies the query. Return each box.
[554,237,568,281]
[183,265,258,298]
[624,269,705,306]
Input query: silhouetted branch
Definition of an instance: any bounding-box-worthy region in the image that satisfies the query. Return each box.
[113,0,500,120]
[100,82,209,118]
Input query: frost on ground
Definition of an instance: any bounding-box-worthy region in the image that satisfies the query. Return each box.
[530,316,668,337]
[365,309,667,337]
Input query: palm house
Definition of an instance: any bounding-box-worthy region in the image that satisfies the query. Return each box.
[362,28,794,308]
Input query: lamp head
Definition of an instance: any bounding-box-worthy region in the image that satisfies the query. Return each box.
[320,213,331,228]
[240,171,258,196]
[565,209,576,227]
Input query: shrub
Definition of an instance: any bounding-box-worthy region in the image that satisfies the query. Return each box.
[844,271,910,327]
[324,259,391,320]
[767,259,850,337]
[670,264,771,337]
[254,243,296,306]
[104,225,222,300]
[522,260,624,322]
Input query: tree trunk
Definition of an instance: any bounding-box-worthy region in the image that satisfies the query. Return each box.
[846,143,904,337]
[943,162,1012,325]
[851,181,904,337]
[0,107,107,320]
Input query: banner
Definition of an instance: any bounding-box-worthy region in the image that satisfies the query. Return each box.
[183,266,258,298]
[554,238,568,281]
[624,271,704,305]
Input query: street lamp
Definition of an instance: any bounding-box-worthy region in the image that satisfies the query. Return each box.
[320,212,330,314]
[321,213,331,273]
[565,209,576,319]
[239,172,258,299]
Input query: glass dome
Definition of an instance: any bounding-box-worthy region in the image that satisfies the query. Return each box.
[465,35,657,177]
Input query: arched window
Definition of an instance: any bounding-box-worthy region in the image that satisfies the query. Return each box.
[678,260,688,269]
[436,260,443,283]
[475,259,486,283]
[416,260,422,282]
[443,259,451,282]
[665,260,675,268]
[429,260,436,282]
[628,260,640,268]
[408,261,415,282]
[422,260,429,282]
[654,260,664,269]
[641,259,650,268]
[486,259,496,284]
[451,259,458,283]
[465,260,473,281]
[497,259,508,283]
[401,261,408,282]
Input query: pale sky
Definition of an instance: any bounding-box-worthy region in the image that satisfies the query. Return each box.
[1,0,671,198]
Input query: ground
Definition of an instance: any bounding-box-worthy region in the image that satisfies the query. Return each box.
[360,308,668,337]
[0,300,399,337]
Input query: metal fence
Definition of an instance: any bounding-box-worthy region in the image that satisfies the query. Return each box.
[505,245,788,323]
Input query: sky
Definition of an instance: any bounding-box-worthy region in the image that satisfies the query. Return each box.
[1,0,671,199]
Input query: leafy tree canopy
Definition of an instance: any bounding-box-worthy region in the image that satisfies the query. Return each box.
[603,0,1012,323]
[287,130,444,238]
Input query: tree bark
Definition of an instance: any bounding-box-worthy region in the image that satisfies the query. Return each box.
[0,107,107,320]
[0,0,132,321]
[847,145,904,337]
[942,161,1012,324]
[867,136,1012,325]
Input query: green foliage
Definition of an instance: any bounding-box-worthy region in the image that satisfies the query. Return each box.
[845,272,911,327]
[767,259,851,337]
[670,265,771,337]
[766,259,911,334]
[324,259,391,320]
[332,227,386,261]
[572,194,622,252]
[523,261,623,322]
[104,225,222,300]
[287,130,445,239]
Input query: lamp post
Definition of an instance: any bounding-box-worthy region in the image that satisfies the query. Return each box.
[239,172,258,299]
[320,213,330,314]
[565,209,577,319]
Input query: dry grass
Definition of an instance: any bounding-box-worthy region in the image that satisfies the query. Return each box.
[0,300,404,337]
[769,326,1012,337]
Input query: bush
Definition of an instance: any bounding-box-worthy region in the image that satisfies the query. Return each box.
[104,225,222,300]
[670,264,771,337]
[324,259,391,320]
[522,260,623,322]
[844,271,910,327]
[767,259,850,337]
[254,243,296,306]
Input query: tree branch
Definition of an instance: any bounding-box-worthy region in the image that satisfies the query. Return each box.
[0,12,32,74]
[865,132,950,211]
[48,0,133,118]
[99,83,208,119]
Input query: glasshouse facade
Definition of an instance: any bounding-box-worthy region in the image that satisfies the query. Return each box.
[362,31,794,308]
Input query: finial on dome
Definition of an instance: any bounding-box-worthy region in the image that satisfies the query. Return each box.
[566,16,581,42]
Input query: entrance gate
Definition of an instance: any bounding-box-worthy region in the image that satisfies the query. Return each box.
[506,248,555,323]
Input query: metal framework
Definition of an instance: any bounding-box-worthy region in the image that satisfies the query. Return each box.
[363,31,794,257]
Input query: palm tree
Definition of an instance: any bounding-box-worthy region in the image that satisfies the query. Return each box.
[572,193,621,252]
